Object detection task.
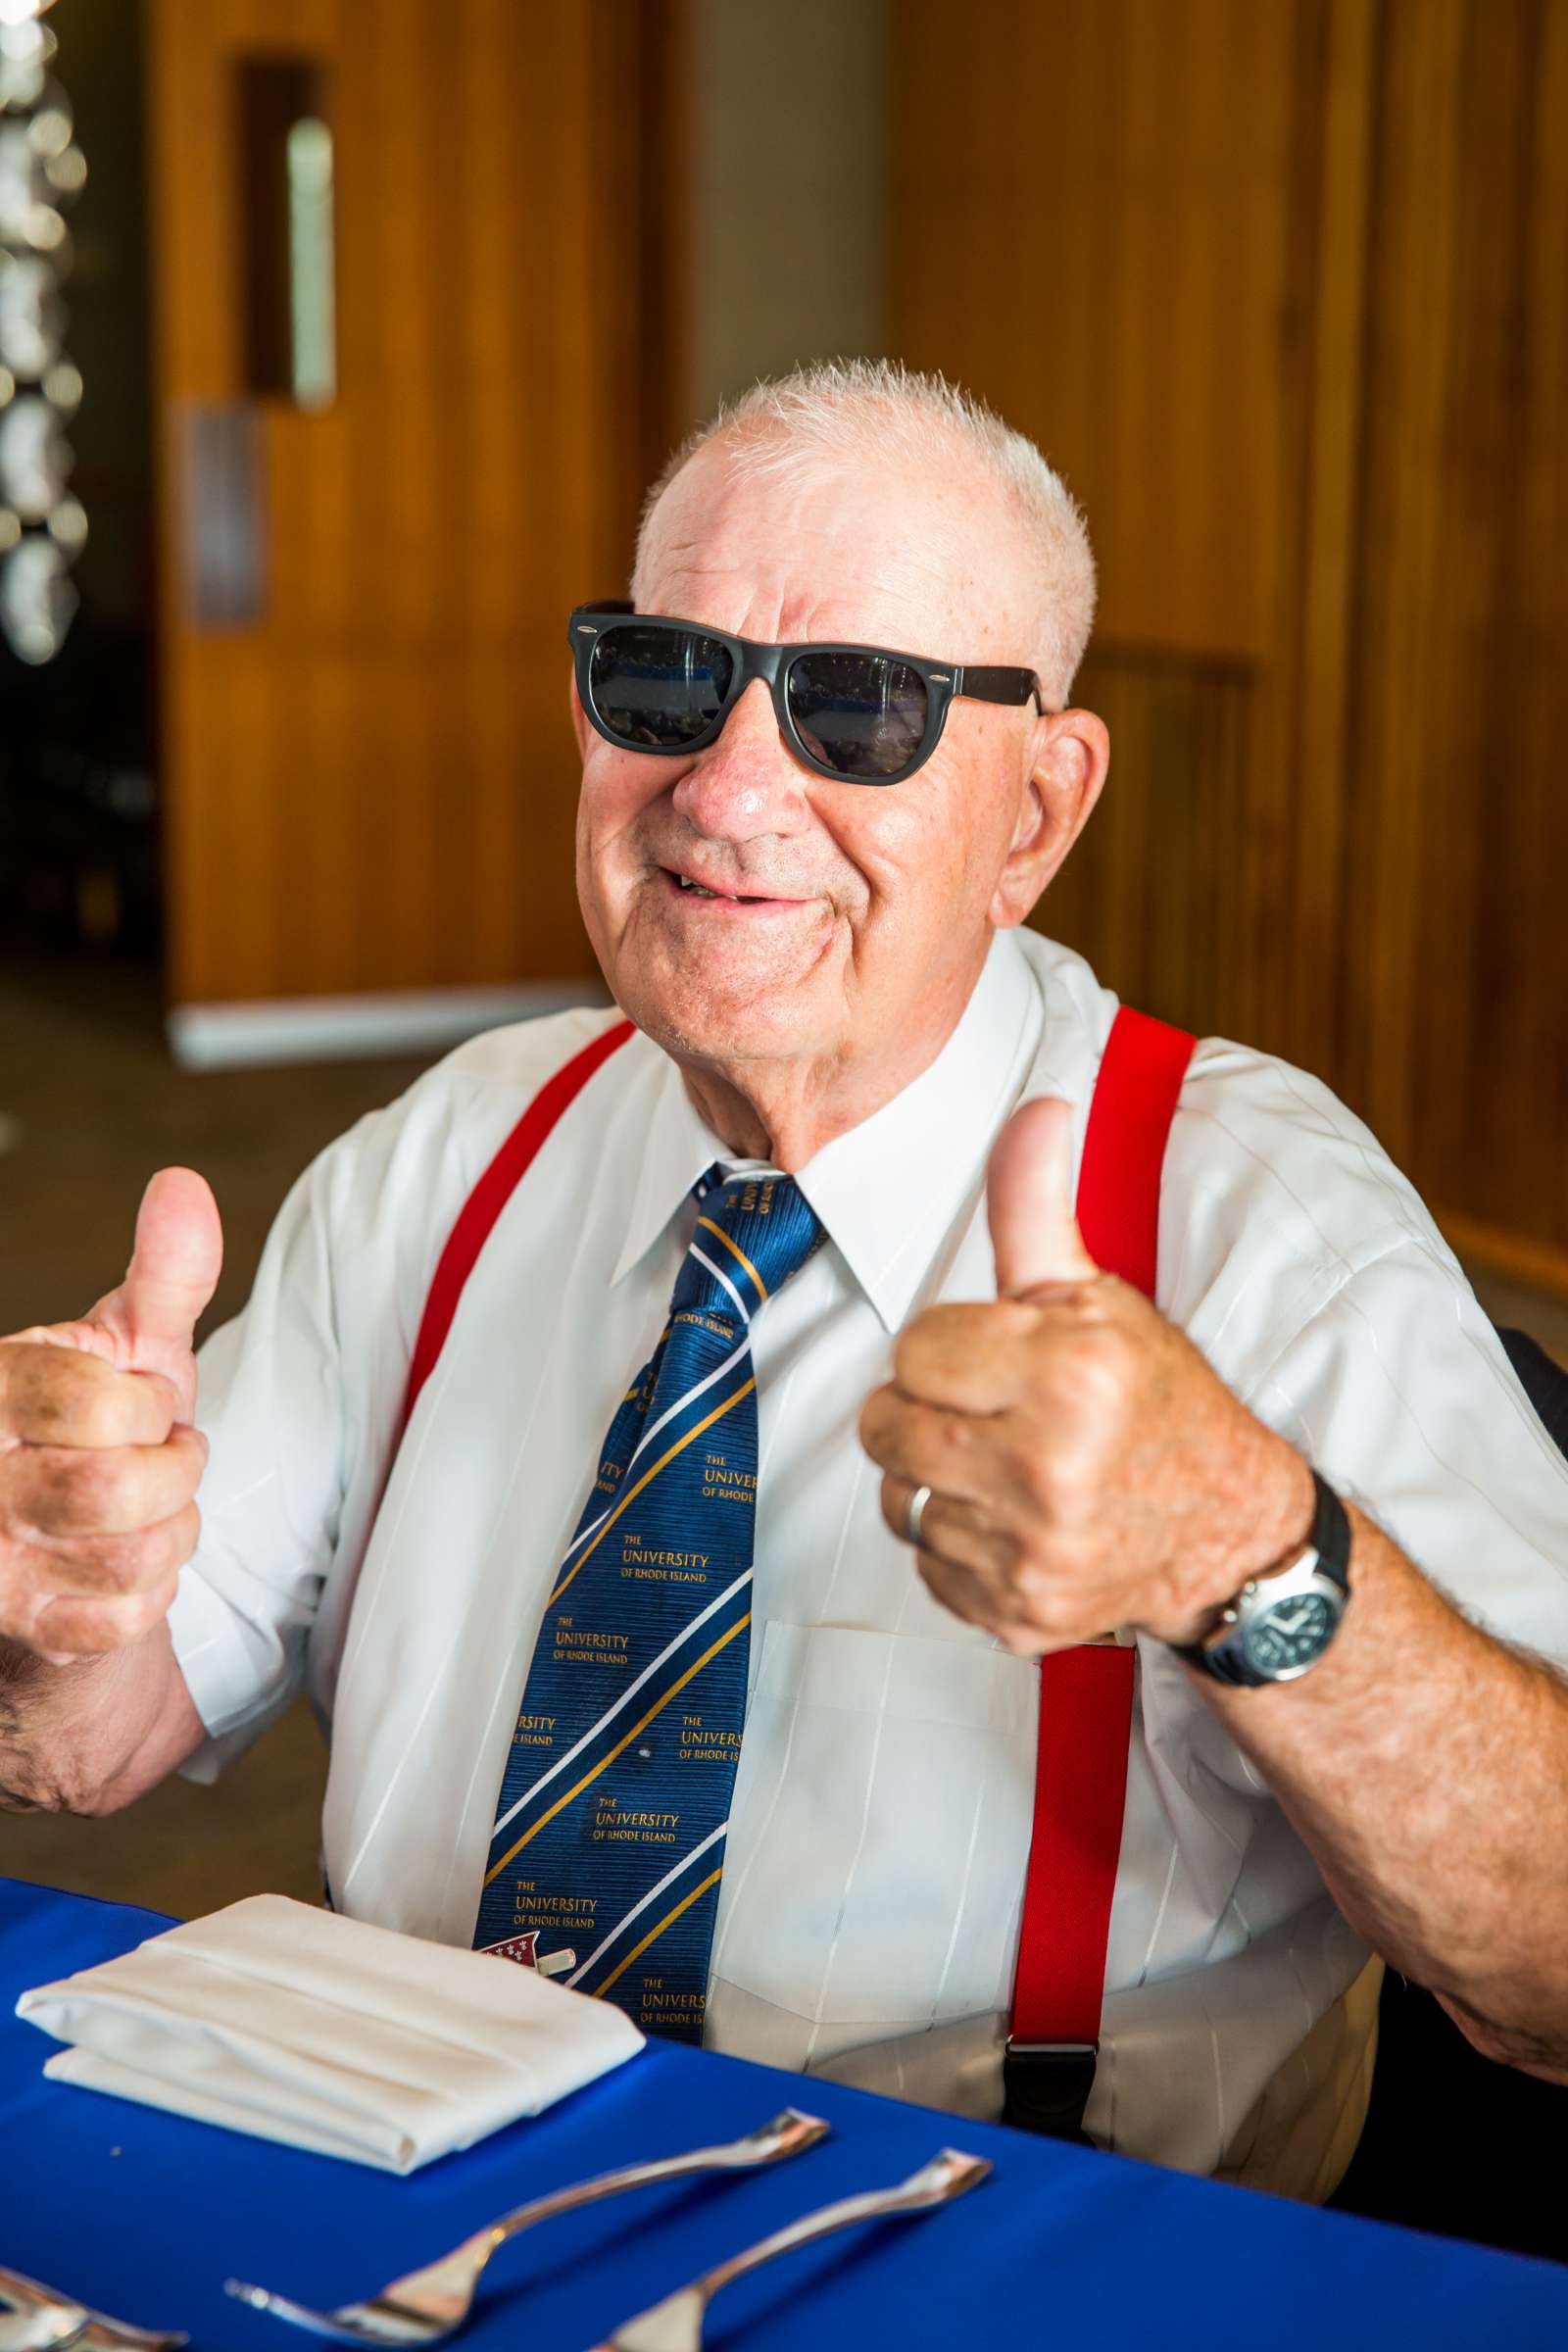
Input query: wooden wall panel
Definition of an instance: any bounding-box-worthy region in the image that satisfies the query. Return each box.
[892,0,1297,663]
[146,0,664,1006]
[891,0,1568,1281]
[1273,0,1376,1083]
[1343,0,1568,1257]
[1039,651,1256,1043]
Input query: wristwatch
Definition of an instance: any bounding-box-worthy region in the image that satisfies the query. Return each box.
[1174,1471,1351,1687]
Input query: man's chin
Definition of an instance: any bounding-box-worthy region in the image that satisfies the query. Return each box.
[606,912,846,1061]
[618,972,823,1068]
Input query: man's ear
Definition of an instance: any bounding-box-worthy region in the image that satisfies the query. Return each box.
[568,663,593,760]
[990,708,1110,929]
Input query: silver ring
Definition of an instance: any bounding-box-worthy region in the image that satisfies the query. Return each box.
[904,1483,935,1547]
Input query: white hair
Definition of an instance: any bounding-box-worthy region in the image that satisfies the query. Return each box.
[633,359,1097,707]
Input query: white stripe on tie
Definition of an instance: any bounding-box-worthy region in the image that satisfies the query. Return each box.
[688,1243,751,1325]
[564,1818,730,1990]
[490,1570,754,1840]
[558,1334,752,1566]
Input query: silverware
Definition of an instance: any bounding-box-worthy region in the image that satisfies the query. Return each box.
[588,2147,991,2352]
[0,2271,87,2352]
[51,2323,186,2352]
[0,2270,184,2352]
[224,2107,829,2347]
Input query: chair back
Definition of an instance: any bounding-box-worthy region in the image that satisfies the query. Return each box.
[1497,1326,1568,1461]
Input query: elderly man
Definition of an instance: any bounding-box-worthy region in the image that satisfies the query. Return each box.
[2,364,1566,2205]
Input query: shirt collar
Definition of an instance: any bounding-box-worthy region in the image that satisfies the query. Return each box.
[612,931,1045,1330]
[612,1042,739,1292]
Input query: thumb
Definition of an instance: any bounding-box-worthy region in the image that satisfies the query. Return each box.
[987,1097,1101,1298]
[89,1167,224,1365]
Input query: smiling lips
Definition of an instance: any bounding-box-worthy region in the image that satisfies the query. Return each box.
[662,866,810,911]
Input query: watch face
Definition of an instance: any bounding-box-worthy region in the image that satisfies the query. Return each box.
[1245,1590,1338,1678]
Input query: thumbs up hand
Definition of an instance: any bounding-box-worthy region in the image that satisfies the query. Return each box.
[858,1099,1314,1654]
[0,1170,222,1661]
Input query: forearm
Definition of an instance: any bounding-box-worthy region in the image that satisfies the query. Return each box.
[0,1625,206,1815]
[1199,1504,1568,2077]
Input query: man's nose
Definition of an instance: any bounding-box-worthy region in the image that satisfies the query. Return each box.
[670,678,811,839]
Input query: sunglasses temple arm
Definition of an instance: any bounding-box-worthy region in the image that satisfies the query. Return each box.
[953,664,1047,712]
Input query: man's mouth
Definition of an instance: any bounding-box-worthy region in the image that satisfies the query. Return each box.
[662,867,801,906]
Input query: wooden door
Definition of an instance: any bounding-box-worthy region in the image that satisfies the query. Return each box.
[145,0,675,1011]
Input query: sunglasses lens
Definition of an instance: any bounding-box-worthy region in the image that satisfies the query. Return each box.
[589,623,733,750]
[787,652,929,779]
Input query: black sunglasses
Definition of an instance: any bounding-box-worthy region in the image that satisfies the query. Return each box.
[569,602,1046,786]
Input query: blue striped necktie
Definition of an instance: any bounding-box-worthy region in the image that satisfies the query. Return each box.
[474,1166,823,2040]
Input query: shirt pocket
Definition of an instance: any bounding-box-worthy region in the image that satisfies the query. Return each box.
[710,1622,1037,2035]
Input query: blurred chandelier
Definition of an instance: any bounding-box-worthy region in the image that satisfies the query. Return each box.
[0,0,86,664]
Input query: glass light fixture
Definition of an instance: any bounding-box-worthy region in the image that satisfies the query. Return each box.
[0,0,82,662]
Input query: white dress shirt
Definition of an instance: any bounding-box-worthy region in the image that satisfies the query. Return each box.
[170,927,1568,2199]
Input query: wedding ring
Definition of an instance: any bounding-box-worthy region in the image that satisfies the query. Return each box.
[904,1483,935,1547]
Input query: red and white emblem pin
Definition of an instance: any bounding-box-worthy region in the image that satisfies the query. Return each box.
[479,1930,577,1978]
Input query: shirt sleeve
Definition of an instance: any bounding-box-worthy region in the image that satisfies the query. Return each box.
[1249,1242,1568,1663]
[168,1116,378,1777]
[167,1008,623,1781]
[1159,1037,1568,1666]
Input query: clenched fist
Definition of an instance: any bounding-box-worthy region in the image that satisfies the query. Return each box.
[0,1168,221,1662]
[859,1097,1315,1654]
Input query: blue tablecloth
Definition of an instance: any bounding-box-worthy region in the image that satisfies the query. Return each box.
[3,1879,1564,2349]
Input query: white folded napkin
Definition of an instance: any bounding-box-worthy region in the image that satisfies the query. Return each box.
[16,1893,644,2173]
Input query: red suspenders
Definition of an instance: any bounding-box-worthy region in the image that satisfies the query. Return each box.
[398,1001,1197,2140]
[1003,1005,1197,2139]
[399,1017,635,1438]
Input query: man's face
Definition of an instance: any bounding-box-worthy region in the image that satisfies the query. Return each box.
[573,436,1045,1079]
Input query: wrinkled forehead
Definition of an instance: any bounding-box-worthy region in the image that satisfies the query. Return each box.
[636,434,1028,662]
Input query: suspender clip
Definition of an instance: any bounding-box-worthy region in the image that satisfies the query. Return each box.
[1002,2039,1099,2143]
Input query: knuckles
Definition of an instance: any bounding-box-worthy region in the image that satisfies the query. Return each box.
[892,1299,1037,1394]
[0,1425,205,1542]
[81,1502,202,1594]
[1009,1570,1082,1640]
[1013,1442,1102,1526]
[43,1446,137,1532]
[0,1339,174,1449]
[890,1290,1151,1429]
[1016,1312,1139,1423]
[30,1572,179,1659]
[0,1499,199,1641]
[857,1385,896,1457]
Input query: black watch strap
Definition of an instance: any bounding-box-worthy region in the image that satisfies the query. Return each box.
[1174,1471,1350,1686]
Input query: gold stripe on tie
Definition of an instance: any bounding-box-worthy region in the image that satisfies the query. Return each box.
[695,1215,769,1302]
[594,1865,726,1999]
[545,1379,756,1610]
[482,1610,753,1885]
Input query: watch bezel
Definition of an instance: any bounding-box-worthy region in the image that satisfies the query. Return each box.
[1231,1558,1349,1682]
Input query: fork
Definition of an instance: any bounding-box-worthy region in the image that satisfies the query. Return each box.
[588,2146,991,2351]
[0,2269,185,2352]
[225,2107,828,2347]
[0,2269,84,2352]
